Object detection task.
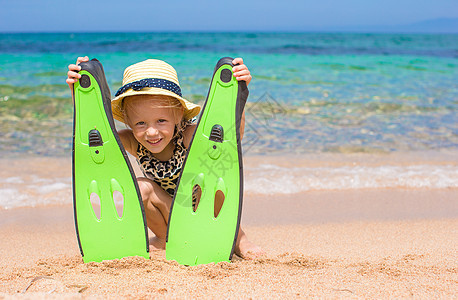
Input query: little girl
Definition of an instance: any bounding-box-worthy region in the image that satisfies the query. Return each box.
[67,57,263,259]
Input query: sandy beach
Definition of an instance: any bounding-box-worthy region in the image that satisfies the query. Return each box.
[0,194,457,298]
[0,154,457,299]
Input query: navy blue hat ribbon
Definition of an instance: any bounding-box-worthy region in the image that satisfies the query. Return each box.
[115,78,182,97]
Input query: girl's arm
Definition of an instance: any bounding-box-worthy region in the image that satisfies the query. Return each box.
[240,111,245,140]
[118,129,139,157]
[183,124,197,149]
[232,58,249,140]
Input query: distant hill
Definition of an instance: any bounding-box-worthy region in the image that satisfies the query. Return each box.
[399,18,458,33]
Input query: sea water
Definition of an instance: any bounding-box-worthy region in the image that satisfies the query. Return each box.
[0,32,457,208]
[1,32,457,155]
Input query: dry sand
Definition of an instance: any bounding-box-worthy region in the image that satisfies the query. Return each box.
[0,189,457,299]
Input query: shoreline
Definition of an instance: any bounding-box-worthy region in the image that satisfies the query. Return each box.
[1,150,457,209]
[2,187,457,225]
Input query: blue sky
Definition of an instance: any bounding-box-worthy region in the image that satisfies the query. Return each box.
[0,0,457,32]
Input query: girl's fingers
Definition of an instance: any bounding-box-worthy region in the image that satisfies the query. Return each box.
[68,64,81,72]
[233,63,252,84]
[66,78,78,85]
[234,68,250,77]
[76,56,89,64]
[234,74,252,82]
[67,56,88,88]
[68,70,81,79]
[234,69,251,80]
[232,64,247,73]
[232,59,251,84]
[233,63,250,74]
[67,69,81,87]
[232,57,243,66]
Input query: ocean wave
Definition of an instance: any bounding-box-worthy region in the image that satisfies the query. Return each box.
[0,176,72,209]
[245,164,458,194]
[0,162,456,209]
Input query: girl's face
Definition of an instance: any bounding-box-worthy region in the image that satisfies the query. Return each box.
[124,95,183,155]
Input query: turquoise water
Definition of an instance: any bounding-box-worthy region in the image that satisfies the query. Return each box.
[0,32,457,156]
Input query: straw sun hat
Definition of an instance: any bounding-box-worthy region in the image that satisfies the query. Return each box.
[111,59,201,124]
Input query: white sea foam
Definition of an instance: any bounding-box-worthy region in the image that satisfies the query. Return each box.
[0,162,457,208]
[0,188,31,209]
[244,164,458,194]
[0,176,72,209]
[33,182,71,194]
[2,177,24,184]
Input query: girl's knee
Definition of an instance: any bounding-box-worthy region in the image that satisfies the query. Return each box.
[136,177,171,210]
[136,177,155,206]
[136,177,171,227]
[137,177,157,195]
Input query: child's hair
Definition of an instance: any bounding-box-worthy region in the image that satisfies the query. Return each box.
[121,94,186,133]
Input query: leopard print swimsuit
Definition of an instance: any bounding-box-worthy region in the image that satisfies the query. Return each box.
[136,119,194,197]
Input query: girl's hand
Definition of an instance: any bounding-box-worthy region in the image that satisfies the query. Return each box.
[232,58,252,86]
[66,56,89,88]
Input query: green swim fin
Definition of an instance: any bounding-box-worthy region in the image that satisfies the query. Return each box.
[72,59,149,263]
[166,57,248,266]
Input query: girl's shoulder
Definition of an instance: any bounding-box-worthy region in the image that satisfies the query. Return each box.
[182,123,197,149]
[118,129,138,157]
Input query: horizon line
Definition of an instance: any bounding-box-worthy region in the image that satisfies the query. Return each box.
[1,29,458,35]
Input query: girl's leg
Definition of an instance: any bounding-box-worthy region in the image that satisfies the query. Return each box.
[137,176,264,258]
[137,177,173,250]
